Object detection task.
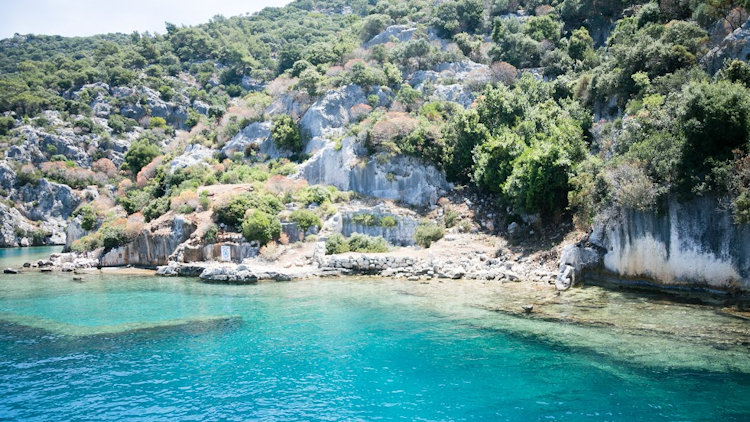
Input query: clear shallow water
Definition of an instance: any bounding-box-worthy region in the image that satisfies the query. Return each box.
[0,261,749,420]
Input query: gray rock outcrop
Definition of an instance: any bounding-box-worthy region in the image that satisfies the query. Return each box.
[299,137,448,207]
[18,179,79,221]
[363,25,417,48]
[704,17,750,73]
[8,126,92,167]
[221,121,290,159]
[170,143,216,173]
[300,84,367,140]
[340,206,420,246]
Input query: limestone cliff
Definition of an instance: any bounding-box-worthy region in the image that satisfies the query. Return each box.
[560,196,750,296]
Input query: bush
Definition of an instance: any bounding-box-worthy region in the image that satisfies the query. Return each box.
[100,222,130,250]
[379,215,396,227]
[503,142,573,217]
[325,233,349,255]
[71,233,103,253]
[352,213,378,226]
[290,209,321,232]
[123,138,161,175]
[143,196,169,222]
[73,205,97,231]
[0,116,15,135]
[325,233,389,254]
[444,209,459,228]
[204,223,218,243]
[295,185,332,205]
[214,193,283,228]
[347,233,389,253]
[677,80,750,191]
[241,210,281,245]
[272,115,303,153]
[415,221,444,248]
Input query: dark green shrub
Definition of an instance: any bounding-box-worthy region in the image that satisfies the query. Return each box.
[123,138,161,175]
[347,233,389,253]
[143,196,169,222]
[100,224,129,249]
[204,224,218,243]
[241,210,281,245]
[215,192,283,229]
[325,233,349,255]
[290,209,321,232]
[503,142,572,216]
[379,215,396,228]
[272,115,302,152]
[73,205,97,231]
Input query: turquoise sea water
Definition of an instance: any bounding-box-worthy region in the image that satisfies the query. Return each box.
[0,250,749,421]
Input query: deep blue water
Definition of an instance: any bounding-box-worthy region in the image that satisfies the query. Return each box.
[0,249,748,421]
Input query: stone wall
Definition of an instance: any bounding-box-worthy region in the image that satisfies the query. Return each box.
[340,209,418,246]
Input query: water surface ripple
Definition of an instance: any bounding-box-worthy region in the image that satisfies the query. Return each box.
[0,268,749,421]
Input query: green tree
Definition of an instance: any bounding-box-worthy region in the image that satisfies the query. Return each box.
[503,141,574,217]
[473,129,525,193]
[123,138,161,175]
[290,209,322,232]
[567,26,594,62]
[242,210,281,245]
[272,115,303,152]
[443,110,491,183]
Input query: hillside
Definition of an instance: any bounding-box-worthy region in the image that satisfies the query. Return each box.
[0,0,749,292]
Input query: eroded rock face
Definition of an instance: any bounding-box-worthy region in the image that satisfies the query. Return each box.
[18,179,79,221]
[62,216,95,252]
[341,206,420,246]
[300,84,367,140]
[0,202,37,247]
[561,196,750,295]
[431,84,475,108]
[100,215,196,267]
[0,161,16,192]
[265,91,310,120]
[299,137,448,207]
[8,127,92,167]
[349,155,447,207]
[704,17,750,73]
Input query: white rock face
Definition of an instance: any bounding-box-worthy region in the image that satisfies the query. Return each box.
[221,121,291,159]
[298,137,448,207]
[299,84,367,140]
[170,144,215,173]
[363,25,417,48]
[431,84,475,108]
[586,196,750,293]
